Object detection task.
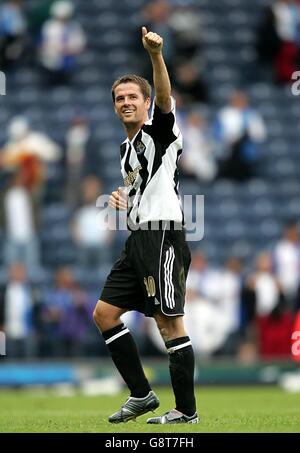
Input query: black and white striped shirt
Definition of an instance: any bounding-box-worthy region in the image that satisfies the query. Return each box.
[120,97,183,230]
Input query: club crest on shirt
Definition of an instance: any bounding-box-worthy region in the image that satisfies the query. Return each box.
[135,140,146,155]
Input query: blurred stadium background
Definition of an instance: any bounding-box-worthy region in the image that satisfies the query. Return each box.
[1,0,300,400]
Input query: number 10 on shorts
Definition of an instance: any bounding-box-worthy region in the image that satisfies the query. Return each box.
[144,276,156,297]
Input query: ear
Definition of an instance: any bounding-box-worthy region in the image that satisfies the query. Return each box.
[145,97,151,110]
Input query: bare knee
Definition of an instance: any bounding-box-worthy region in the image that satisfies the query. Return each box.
[93,300,125,333]
[154,313,186,342]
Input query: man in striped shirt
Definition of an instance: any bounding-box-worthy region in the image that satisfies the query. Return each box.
[93,27,198,425]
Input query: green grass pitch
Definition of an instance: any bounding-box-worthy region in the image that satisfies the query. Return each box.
[0,386,299,433]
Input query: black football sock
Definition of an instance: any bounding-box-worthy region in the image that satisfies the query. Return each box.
[102,323,151,398]
[165,336,196,416]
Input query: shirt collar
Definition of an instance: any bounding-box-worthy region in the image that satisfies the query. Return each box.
[123,129,142,147]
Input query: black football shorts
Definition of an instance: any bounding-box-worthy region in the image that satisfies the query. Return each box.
[100,223,191,317]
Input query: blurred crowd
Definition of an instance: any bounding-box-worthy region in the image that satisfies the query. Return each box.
[0,0,86,81]
[0,0,300,360]
[0,221,299,360]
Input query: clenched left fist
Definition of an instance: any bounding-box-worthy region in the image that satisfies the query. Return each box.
[142,27,163,54]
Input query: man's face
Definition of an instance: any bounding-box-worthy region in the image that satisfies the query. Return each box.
[114,82,150,127]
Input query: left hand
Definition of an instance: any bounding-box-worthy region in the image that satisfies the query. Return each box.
[142,27,163,54]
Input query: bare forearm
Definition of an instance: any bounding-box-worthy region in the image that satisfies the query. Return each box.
[142,27,172,113]
[149,52,171,110]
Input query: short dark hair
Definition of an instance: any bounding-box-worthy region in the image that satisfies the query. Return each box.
[111,74,151,102]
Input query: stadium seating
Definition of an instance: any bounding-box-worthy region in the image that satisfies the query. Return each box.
[0,0,300,284]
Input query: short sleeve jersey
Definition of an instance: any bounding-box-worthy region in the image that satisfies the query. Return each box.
[120,97,183,229]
